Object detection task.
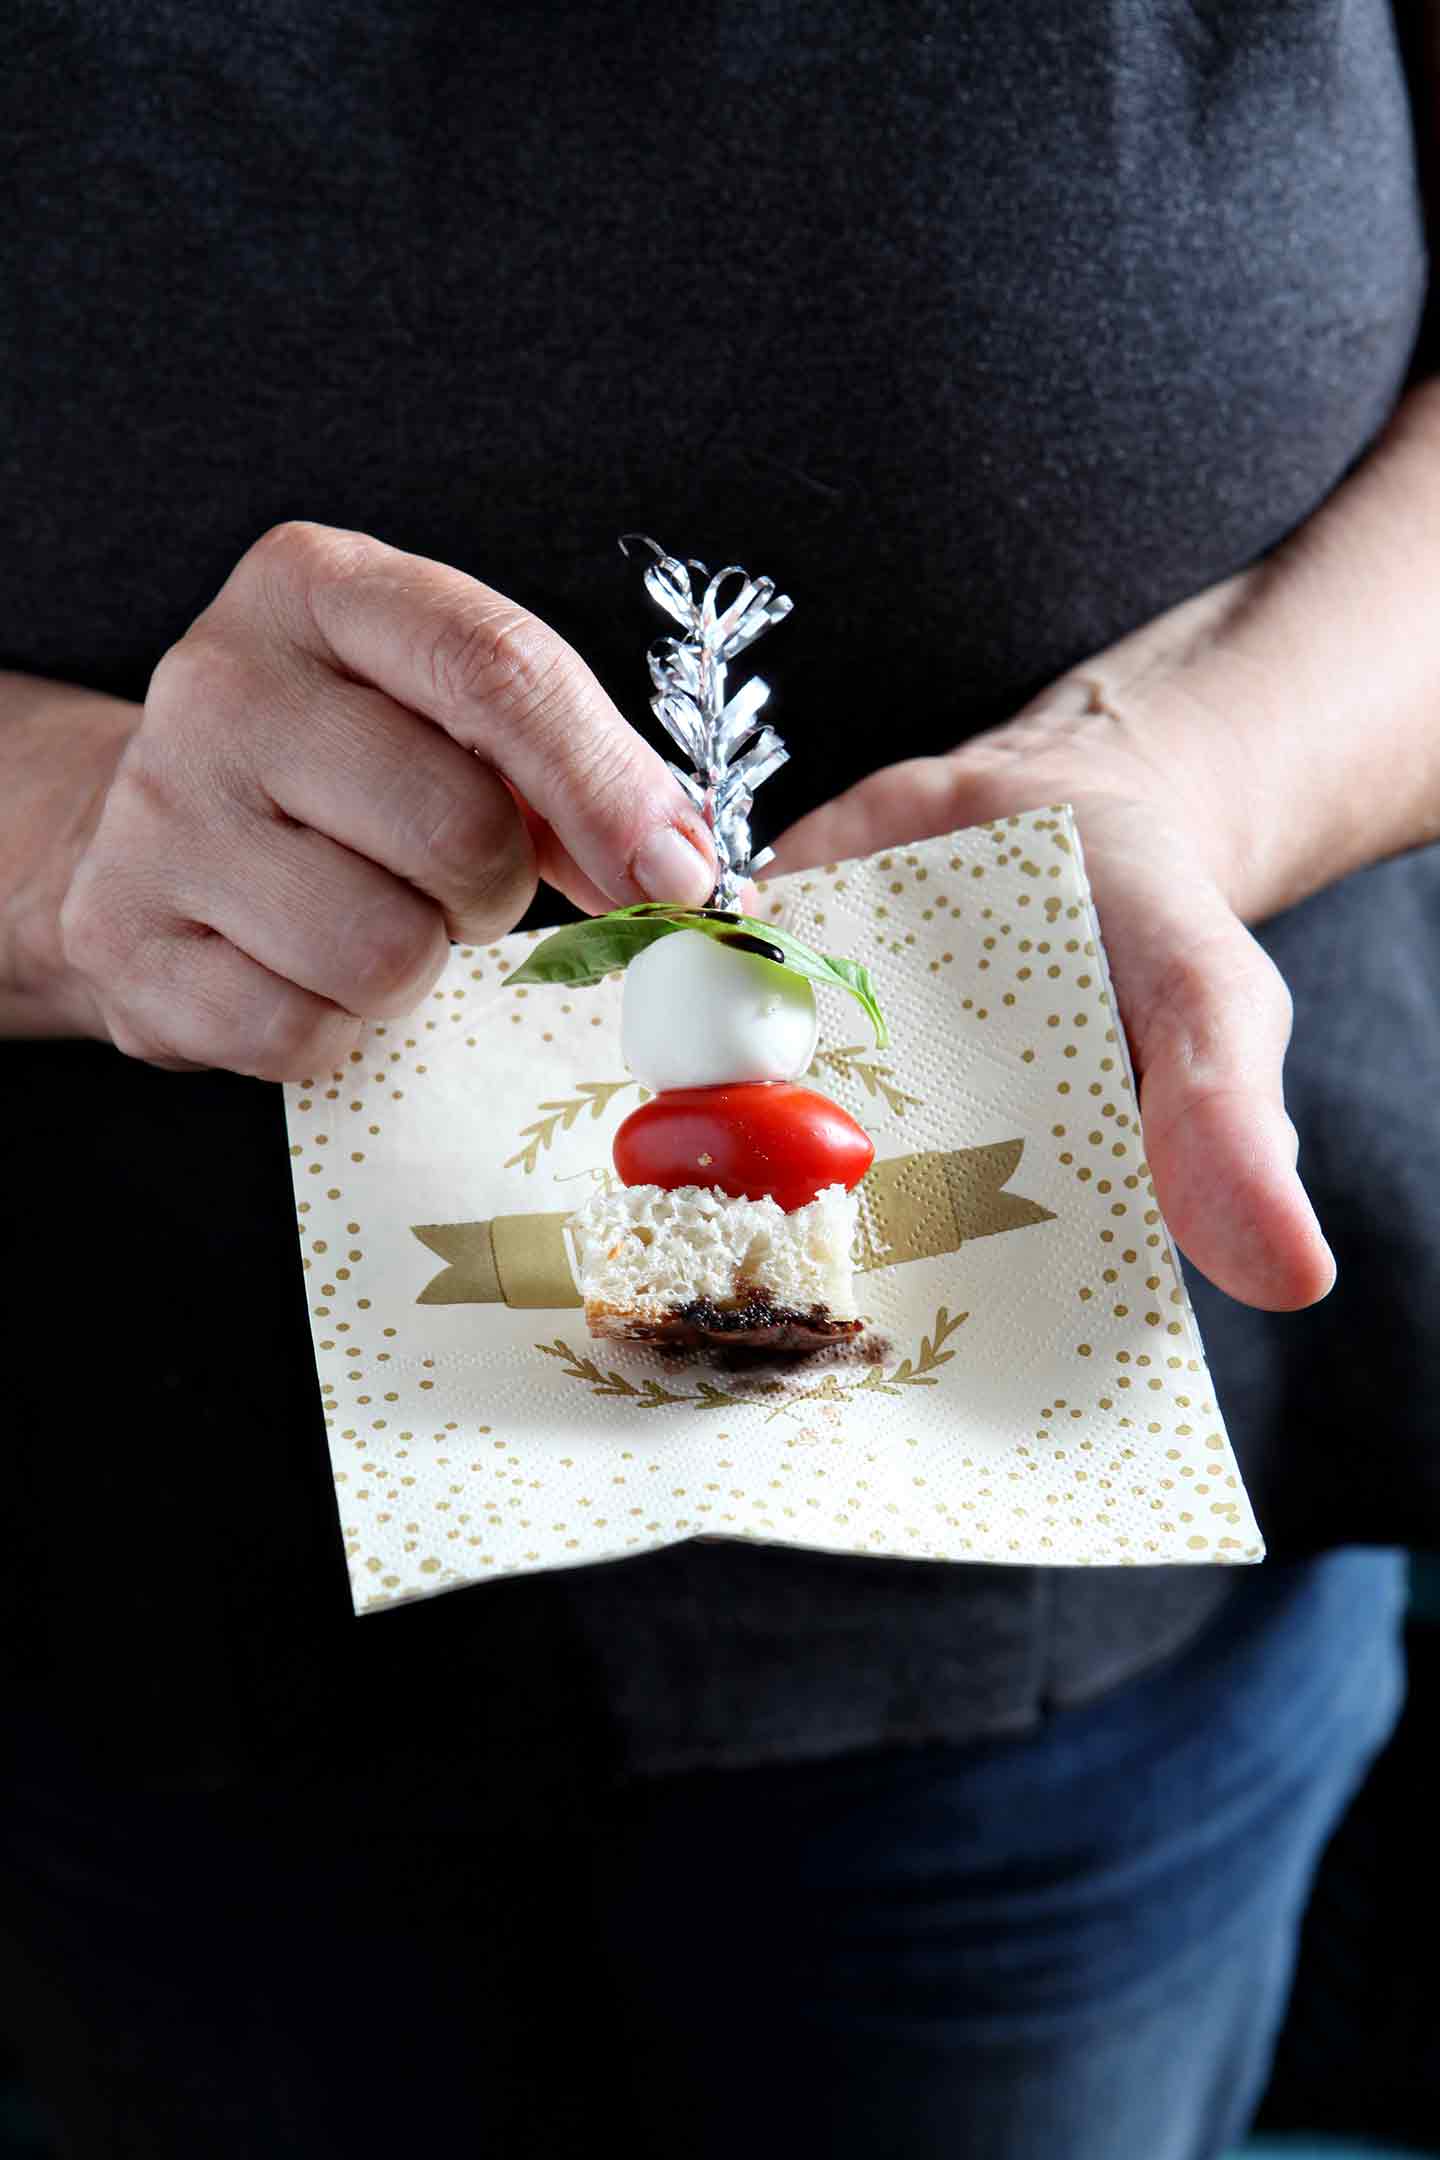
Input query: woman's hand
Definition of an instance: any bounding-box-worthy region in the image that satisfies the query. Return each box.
[15,523,716,1075]
[768,579,1337,1315]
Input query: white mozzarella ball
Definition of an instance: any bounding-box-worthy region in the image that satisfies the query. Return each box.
[622,928,819,1092]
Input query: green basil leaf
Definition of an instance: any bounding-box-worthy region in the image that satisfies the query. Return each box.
[503,905,889,1047]
[714,918,889,1050]
[808,950,889,1045]
[501,914,685,987]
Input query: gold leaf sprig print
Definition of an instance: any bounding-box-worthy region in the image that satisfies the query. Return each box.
[536,1340,753,1410]
[506,1079,641,1175]
[536,1308,967,1422]
[807,1045,924,1118]
[764,1306,968,1420]
[862,1304,968,1393]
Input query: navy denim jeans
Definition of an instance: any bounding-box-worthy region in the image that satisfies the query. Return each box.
[0,1550,1406,2157]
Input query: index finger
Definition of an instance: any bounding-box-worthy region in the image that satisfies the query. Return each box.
[223,521,717,908]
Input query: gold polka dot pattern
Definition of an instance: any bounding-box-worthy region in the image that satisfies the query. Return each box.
[285,808,1263,1615]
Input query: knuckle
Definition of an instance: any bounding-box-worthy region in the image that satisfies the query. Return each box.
[487,611,560,701]
[146,631,256,757]
[106,1010,184,1068]
[110,724,193,826]
[427,604,564,721]
[146,633,215,720]
[250,518,339,580]
[146,633,295,814]
[246,520,380,618]
[58,871,127,982]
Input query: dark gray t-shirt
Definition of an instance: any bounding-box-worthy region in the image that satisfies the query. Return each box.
[2,0,1433,1787]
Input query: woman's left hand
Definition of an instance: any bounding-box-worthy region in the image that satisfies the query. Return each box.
[766,581,1336,1314]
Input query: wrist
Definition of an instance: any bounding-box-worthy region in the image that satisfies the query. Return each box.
[960,571,1316,924]
[0,675,140,1039]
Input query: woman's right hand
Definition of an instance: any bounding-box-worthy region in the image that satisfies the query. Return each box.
[44,522,716,1077]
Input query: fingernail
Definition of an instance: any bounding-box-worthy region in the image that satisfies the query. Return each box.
[633,826,715,905]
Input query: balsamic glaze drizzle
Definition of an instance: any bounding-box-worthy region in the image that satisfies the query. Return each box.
[712,930,788,964]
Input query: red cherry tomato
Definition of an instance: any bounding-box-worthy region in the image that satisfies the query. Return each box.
[613,1083,874,1212]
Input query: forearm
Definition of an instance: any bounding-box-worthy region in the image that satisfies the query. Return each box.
[971,375,1440,922]
[0,670,139,1037]
[1203,375,1440,912]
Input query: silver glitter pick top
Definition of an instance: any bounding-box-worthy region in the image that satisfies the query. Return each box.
[621,535,793,909]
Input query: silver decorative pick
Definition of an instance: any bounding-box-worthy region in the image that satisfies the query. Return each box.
[620,534,792,908]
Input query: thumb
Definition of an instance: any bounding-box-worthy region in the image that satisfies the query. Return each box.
[1120,893,1335,1312]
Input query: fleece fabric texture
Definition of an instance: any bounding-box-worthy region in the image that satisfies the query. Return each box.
[0,0,1433,1787]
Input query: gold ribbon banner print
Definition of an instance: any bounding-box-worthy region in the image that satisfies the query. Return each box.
[412,1142,1054,1310]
